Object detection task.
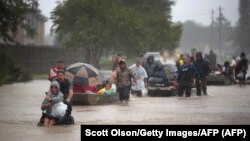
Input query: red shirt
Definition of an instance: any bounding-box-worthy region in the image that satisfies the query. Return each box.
[48,67,59,81]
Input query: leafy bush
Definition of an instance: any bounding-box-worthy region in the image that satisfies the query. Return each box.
[0,53,32,85]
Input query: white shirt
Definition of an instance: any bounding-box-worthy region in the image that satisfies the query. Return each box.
[130,65,148,90]
[230,59,236,67]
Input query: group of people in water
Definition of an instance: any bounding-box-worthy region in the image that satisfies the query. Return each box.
[214,53,249,86]
[39,50,248,127]
[39,61,74,127]
[175,51,248,97]
[111,50,248,99]
[111,51,211,99]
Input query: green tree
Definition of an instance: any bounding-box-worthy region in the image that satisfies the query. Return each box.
[235,0,250,50]
[0,52,32,85]
[51,0,181,67]
[0,0,39,42]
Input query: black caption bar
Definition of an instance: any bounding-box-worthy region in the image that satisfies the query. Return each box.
[81,125,250,140]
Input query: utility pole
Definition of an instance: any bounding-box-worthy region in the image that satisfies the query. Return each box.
[218,6,222,62]
[210,9,214,50]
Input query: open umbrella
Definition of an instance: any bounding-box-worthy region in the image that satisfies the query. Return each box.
[65,62,102,87]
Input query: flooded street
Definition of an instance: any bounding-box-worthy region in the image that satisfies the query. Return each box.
[0,80,250,141]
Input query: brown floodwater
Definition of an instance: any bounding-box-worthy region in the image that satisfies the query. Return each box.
[0,80,250,141]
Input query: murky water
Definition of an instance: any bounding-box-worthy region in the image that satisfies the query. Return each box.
[0,80,250,141]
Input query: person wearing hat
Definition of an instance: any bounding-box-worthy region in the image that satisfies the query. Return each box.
[110,60,136,104]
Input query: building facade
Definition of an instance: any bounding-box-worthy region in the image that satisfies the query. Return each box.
[13,13,47,46]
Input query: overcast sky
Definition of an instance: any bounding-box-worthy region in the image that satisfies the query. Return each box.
[39,0,239,35]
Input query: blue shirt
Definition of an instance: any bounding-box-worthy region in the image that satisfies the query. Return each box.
[177,63,201,85]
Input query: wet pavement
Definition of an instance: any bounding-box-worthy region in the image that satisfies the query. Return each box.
[0,80,250,141]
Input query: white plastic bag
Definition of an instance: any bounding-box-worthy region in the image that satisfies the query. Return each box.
[237,72,244,79]
[51,102,67,118]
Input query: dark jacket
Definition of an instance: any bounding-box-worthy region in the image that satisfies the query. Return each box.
[152,65,169,85]
[56,78,72,100]
[142,56,161,78]
[193,59,211,79]
[237,58,249,73]
[177,63,201,85]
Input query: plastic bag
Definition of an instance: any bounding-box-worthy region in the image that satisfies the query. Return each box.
[237,72,244,79]
[51,102,67,119]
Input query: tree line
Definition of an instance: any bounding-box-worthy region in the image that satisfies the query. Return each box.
[0,0,249,68]
[50,0,182,67]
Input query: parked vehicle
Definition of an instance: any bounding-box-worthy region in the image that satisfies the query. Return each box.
[144,52,164,64]
[147,64,178,97]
